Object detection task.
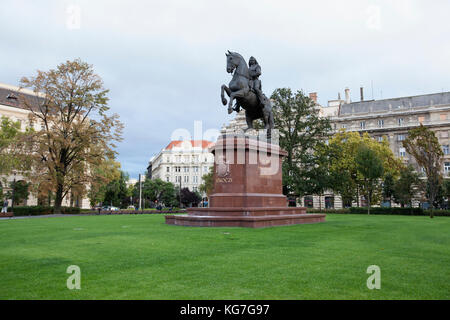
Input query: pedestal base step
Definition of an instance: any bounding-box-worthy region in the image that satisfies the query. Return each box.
[165,213,326,228]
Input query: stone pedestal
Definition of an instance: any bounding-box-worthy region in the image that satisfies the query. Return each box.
[165,135,325,228]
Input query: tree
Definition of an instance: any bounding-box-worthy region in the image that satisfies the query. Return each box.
[136,178,178,208]
[382,173,395,207]
[0,117,25,177]
[270,88,331,199]
[178,187,201,207]
[355,145,384,214]
[103,171,130,208]
[88,159,122,207]
[402,125,443,216]
[325,131,402,208]
[6,180,30,205]
[19,59,123,213]
[392,165,422,209]
[199,167,214,196]
[442,179,450,208]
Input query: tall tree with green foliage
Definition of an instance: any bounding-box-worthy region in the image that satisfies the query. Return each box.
[355,145,385,214]
[402,125,443,216]
[20,59,123,213]
[103,171,130,208]
[325,131,402,208]
[382,173,395,207]
[136,178,177,208]
[0,117,24,177]
[392,165,422,209]
[270,88,331,199]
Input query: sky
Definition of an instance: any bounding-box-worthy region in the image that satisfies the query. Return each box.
[1,0,450,179]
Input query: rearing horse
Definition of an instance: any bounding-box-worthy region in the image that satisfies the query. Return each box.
[220,51,274,132]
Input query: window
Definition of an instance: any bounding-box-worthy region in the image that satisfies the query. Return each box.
[175,166,181,173]
[193,176,198,183]
[377,119,384,128]
[398,118,404,126]
[443,145,450,155]
[204,166,208,172]
[194,166,199,172]
[397,134,406,141]
[441,131,449,139]
[193,187,198,192]
[184,176,189,183]
[304,196,314,208]
[184,166,189,172]
[166,167,170,173]
[399,147,406,157]
[377,136,383,142]
[342,124,347,129]
[445,162,450,173]
[175,176,181,183]
[360,121,366,129]
[325,196,334,209]
[166,176,170,182]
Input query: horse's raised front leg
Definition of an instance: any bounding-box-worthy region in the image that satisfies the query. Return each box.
[221,85,231,106]
[228,88,249,114]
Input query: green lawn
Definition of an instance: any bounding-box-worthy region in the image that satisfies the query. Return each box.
[0,214,449,299]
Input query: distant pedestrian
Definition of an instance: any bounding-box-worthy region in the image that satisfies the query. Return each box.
[1,199,8,213]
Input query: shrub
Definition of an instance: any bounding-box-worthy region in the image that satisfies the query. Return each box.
[349,207,424,215]
[306,208,350,214]
[7,206,81,216]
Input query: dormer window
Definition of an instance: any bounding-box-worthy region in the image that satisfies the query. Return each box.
[6,93,18,100]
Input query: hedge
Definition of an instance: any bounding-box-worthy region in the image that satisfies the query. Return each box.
[306,207,450,216]
[7,206,81,216]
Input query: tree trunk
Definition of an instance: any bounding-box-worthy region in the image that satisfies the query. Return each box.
[54,183,64,214]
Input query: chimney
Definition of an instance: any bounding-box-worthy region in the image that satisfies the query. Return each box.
[360,87,364,101]
[309,92,317,103]
[344,87,350,104]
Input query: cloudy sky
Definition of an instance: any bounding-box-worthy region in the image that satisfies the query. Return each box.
[1,0,450,179]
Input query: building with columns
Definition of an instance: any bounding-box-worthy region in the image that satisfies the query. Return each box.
[149,140,215,195]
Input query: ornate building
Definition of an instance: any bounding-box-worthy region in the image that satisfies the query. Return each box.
[0,82,90,208]
[222,88,450,209]
[149,140,215,196]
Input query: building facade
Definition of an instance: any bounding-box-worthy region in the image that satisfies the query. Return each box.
[149,140,215,195]
[221,88,450,209]
[0,82,90,209]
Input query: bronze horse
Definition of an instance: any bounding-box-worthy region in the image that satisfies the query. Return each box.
[220,51,274,132]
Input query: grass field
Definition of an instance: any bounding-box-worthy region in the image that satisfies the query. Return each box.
[0,214,449,299]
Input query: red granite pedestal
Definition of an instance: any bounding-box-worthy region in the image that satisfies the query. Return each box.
[165,135,325,228]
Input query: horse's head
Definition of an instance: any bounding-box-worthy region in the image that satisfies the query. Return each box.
[225,50,242,74]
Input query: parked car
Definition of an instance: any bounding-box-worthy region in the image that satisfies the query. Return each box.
[127,205,135,210]
[102,206,119,211]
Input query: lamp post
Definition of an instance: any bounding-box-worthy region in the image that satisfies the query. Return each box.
[179,179,182,209]
[11,171,16,214]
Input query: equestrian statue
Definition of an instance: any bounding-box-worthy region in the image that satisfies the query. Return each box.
[220,51,274,133]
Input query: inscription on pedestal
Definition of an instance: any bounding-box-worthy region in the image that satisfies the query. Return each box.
[216,177,232,183]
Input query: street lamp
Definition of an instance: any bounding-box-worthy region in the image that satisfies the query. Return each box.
[11,171,16,214]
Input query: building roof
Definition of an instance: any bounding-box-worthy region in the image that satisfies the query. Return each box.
[0,83,42,111]
[340,91,450,116]
[164,140,215,150]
